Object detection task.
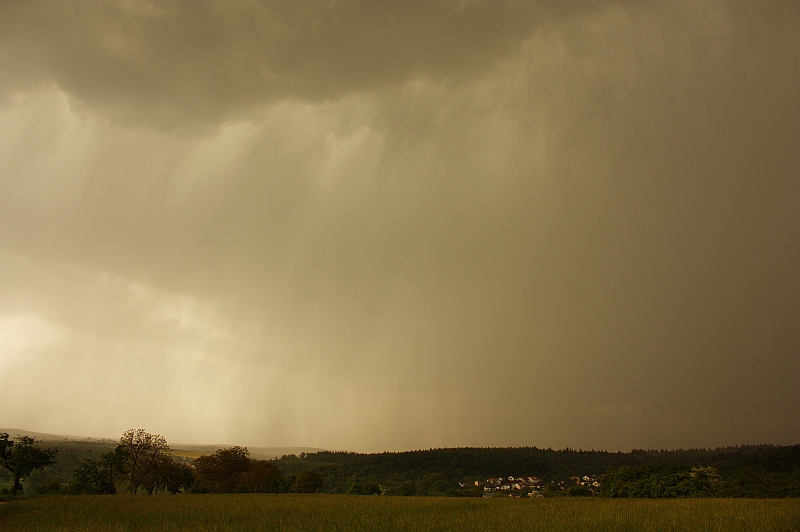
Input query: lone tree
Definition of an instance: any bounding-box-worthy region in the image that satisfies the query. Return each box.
[69,430,192,495]
[116,429,171,494]
[0,433,57,496]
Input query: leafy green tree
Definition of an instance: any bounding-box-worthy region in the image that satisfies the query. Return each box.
[0,433,57,496]
[398,480,417,496]
[116,429,171,494]
[162,461,195,494]
[68,459,104,494]
[143,457,194,494]
[68,449,124,494]
[567,485,593,497]
[292,469,323,493]
[194,446,251,493]
[68,440,191,495]
[240,460,284,493]
[140,452,179,494]
[346,477,381,495]
[194,446,283,493]
[599,463,721,498]
[544,484,565,497]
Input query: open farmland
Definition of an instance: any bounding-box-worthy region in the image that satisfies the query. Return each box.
[1,495,797,532]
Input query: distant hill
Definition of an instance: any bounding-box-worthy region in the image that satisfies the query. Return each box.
[0,428,115,443]
[0,428,324,459]
[169,444,325,460]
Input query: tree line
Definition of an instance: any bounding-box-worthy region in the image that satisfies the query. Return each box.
[1,430,321,496]
[3,431,798,498]
[272,444,800,497]
[599,448,800,498]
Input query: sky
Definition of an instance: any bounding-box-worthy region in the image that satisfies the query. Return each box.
[0,1,797,453]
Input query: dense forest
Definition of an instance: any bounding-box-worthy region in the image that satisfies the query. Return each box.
[273,444,800,497]
[2,431,798,498]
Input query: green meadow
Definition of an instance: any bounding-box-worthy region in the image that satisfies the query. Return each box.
[1,495,797,532]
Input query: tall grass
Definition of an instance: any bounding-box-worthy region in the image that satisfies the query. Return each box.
[1,495,797,532]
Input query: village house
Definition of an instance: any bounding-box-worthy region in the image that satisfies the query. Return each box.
[480,473,601,496]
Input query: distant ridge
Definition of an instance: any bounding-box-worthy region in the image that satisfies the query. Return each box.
[0,428,324,459]
[170,444,326,460]
[0,428,115,443]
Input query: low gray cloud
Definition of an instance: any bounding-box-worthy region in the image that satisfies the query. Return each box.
[0,2,797,451]
[0,1,579,128]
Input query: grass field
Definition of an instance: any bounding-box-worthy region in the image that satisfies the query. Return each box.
[1,495,797,532]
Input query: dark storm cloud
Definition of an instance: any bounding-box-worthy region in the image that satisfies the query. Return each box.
[0,0,581,127]
[0,1,797,451]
